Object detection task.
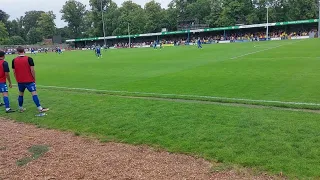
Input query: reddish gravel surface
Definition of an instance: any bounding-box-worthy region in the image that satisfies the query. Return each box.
[0,119,279,180]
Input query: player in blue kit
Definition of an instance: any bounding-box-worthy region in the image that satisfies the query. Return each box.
[0,51,15,113]
[31,48,36,55]
[57,47,62,54]
[197,38,202,49]
[153,40,157,49]
[96,46,102,58]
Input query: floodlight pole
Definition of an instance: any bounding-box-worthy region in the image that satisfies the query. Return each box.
[128,23,131,48]
[318,0,320,38]
[101,0,107,46]
[266,7,269,40]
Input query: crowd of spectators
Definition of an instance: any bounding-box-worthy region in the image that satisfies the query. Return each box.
[2,29,317,51]
[1,46,73,54]
[65,28,319,49]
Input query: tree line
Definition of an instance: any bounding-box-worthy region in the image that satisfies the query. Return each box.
[0,0,319,45]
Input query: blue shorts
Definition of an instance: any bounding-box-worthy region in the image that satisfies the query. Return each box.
[18,83,37,92]
[0,83,8,93]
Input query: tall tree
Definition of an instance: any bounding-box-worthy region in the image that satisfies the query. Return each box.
[0,22,9,43]
[16,16,27,40]
[286,0,318,20]
[144,1,163,33]
[185,0,211,23]
[162,2,179,31]
[26,27,42,44]
[6,20,21,37]
[8,36,26,45]
[112,1,146,35]
[89,0,119,37]
[56,27,72,41]
[215,0,256,26]
[23,11,45,34]
[205,0,223,27]
[61,0,87,38]
[0,10,9,23]
[37,11,56,39]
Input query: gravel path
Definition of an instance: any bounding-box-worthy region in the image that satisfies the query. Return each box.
[0,119,277,180]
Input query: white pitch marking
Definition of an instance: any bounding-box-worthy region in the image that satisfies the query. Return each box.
[35,85,320,106]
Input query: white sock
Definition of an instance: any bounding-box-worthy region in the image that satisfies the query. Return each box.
[37,106,43,110]
[6,108,10,111]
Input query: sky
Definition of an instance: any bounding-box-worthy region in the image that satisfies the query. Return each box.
[3,0,170,28]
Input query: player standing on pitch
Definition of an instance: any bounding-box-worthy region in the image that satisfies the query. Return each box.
[197,38,202,49]
[0,51,15,113]
[12,46,49,113]
[96,45,102,58]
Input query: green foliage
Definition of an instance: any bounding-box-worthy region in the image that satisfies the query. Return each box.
[216,0,256,26]
[8,36,26,45]
[23,11,45,35]
[0,21,9,42]
[16,145,49,166]
[16,157,32,166]
[205,0,223,27]
[29,145,49,159]
[0,9,9,23]
[6,20,21,37]
[37,11,56,39]
[56,27,72,42]
[112,1,147,35]
[61,0,87,38]
[287,0,318,21]
[144,1,164,33]
[186,0,211,23]
[27,27,42,44]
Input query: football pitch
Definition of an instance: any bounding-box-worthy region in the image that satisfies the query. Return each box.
[3,39,320,178]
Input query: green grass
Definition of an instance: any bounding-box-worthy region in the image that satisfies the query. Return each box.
[8,39,320,106]
[16,145,49,166]
[2,39,320,178]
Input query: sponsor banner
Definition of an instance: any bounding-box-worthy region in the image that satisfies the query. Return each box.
[25,51,39,54]
[75,37,99,42]
[258,38,271,41]
[290,36,309,40]
[276,19,318,26]
[66,39,75,42]
[239,23,276,29]
[117,34,140,38]
[98,36,117,40]
[219,40,231,44]
[140,33,161,37]
[163,44,174,47]
[271,38,281,41]
[133,45,151,48]
[204,26,239,32]
[191,29,204,33]
[161,30,188,35]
